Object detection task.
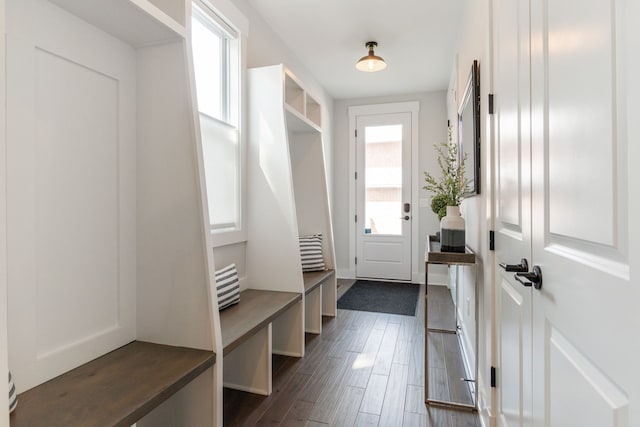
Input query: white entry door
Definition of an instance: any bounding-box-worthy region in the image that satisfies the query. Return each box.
[355,112,412,281]
[495,0,640,425]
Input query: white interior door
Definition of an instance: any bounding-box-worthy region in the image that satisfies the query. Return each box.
[494,0,533,424]
[530,0,640,425]
[495,0,640,425]
[355,112,412,281]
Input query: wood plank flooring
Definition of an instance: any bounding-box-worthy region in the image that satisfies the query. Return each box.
[223,283,479,427]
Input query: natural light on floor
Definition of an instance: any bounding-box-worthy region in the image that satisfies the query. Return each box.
[352,352,375,369]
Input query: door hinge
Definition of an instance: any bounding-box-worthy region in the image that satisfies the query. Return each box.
[447,119,450,127]
[355,171,358,180]
[491,366,497,388]
[355,214,357,223]
[355,257,358,265]
[489,230,495,251]
[488,94,495,114]
[355,129,357,138]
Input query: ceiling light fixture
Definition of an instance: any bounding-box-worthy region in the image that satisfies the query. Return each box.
[355,41,387,72]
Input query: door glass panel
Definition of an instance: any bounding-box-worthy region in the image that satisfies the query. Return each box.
[364,124,403,235]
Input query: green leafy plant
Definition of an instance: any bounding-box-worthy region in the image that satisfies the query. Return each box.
[423,129,471,220]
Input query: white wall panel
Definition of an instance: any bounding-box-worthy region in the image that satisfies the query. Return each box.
[135,42,213,351]
[7,0,136,392]
[34,49,120,357]
[246,65,303,294]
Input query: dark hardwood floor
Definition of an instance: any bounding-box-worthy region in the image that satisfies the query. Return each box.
[223,282,479,426]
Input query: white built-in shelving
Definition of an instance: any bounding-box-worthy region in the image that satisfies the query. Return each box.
[247,65,336,338]
[283,71,322,130]
[4,0,220,425]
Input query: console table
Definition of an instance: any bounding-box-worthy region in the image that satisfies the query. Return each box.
[425,235,477,411]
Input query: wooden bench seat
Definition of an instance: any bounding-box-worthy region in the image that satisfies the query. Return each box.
[219,289,302,356]
[303,269,335,294]
[10,341,215,427]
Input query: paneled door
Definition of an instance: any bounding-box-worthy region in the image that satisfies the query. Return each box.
[355,112,412,280]
[493,0,533,425]
[529,0,640,425]
[495,0,640,425]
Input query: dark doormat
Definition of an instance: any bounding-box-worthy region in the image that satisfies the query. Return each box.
[337,280,420,316]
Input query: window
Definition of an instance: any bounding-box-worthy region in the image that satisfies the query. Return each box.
[192,1,245,245]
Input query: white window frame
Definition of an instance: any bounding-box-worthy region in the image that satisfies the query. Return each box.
[191,0,248,247]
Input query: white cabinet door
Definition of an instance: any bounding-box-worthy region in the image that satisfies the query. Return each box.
[530,0,640,425]
[494,0,533,425]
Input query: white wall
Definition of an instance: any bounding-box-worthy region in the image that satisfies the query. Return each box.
[209,0,334,270]
[332,91,450,283]
[236,0,334,198]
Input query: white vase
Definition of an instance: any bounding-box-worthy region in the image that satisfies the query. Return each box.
[440,205,465,253]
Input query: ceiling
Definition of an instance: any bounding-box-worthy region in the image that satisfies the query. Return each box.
[247,0,465,99]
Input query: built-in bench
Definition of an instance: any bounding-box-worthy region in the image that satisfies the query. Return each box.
[10,341,215,427]
[303,269,336,334]
[219,289,303,395]
[303,269,335,295]
[220,289,302,355]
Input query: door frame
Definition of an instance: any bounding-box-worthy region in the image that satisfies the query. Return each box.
[347,101,420,282]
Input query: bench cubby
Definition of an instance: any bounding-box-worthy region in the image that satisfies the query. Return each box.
[303,269,336,334]
[219,289,302,395]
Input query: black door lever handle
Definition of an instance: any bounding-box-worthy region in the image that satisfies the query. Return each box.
[514,265,543,290]
[499,258,529,272]
[514,274,532,287]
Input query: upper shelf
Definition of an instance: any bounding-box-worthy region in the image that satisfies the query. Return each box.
[285,104,322,134]
[49,0,186,47]
[284,71,322,131]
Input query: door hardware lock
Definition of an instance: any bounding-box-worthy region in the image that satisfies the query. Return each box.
[499,258,529,272]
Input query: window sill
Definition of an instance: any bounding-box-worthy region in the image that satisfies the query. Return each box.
[210,228,247,248]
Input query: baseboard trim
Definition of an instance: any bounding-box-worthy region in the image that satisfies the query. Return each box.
[336,268,354,279]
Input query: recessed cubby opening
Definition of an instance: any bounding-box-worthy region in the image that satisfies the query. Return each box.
[284,72,305,116]
[305,93,322,128]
